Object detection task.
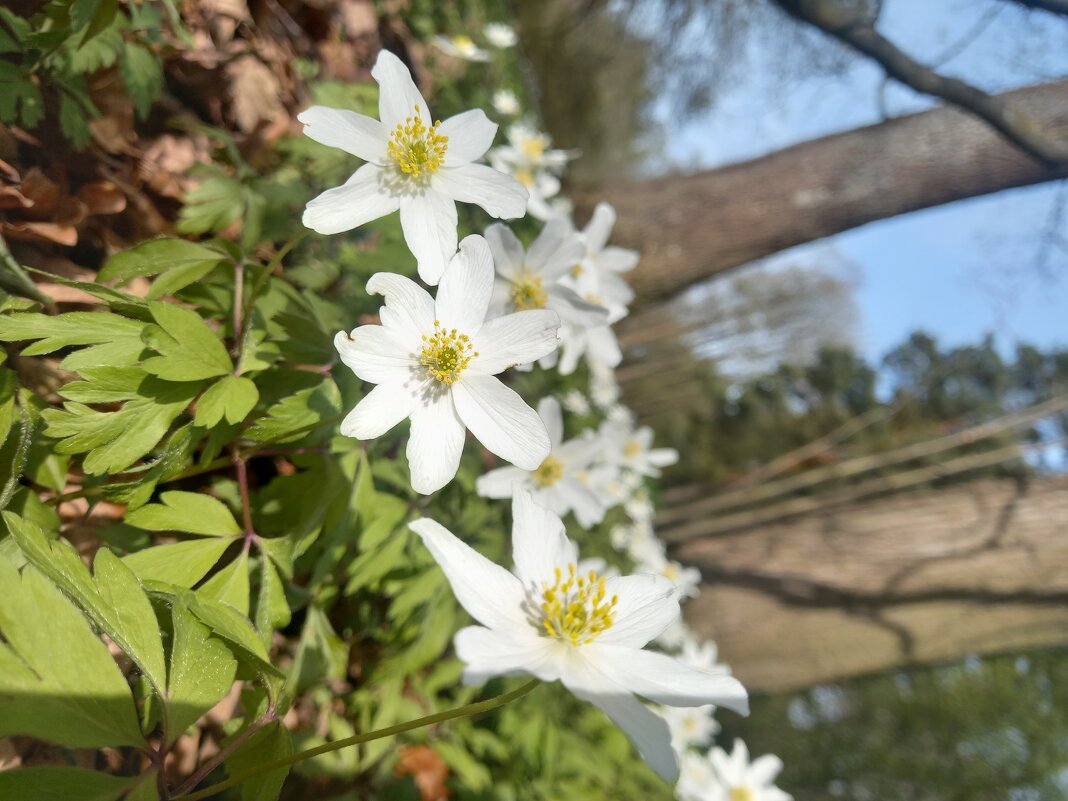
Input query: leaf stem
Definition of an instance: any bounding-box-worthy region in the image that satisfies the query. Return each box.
[171,680,539,801]
[170,709,277,798]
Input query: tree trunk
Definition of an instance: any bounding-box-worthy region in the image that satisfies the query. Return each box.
[588,80,1068,304]
[674,476,1068,692]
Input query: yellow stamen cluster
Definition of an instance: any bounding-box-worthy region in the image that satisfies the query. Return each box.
[584,292,604,306]
[570,263,584,278]
[420,321,477,384]
[729,788,755,801]
[520,134,548,159]
[532,454,563,487]
[514,167,535,188]
[388,105,448,178]
[623,438,642,458]
[539,563,618,645]
[510,273,548,310]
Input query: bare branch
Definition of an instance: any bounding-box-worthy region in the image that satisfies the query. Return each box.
[1007,0,1068,16]
[773,0,1068,167]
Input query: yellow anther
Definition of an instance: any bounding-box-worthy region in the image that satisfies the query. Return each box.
[420,323,475,384]
[388,106,448,178]
[520,133,548,159]
[730,788,755,801]
[623,438,642,458]
[537,562,617,646]
[510,273,548,311]
[514,167,535,187]
[533,455,563,487]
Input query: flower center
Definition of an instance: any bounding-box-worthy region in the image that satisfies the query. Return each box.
[570,263,583,278]
[623,438,641,458]
[514,167,535,187]
[452,35,476,52]
[420,321,476,385]
[538,563,618,645]
[388,105,448,178]
[532,454,563,486]
[520,135,547,159]
[730,788,754,801]
[510,273,547,310]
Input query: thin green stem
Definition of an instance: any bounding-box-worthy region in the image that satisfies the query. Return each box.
[172,680,538,801]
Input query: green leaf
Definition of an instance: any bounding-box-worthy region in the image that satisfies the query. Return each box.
[142,300,233,381]
[79,0,119,46]
[290,605,346,694]
[126,490,242,536]
[194,375,259,428]
[0,311,146,369]
[0,766,145,801]
[59,92,92,150]
[177,174,244,235]
[166,597,237,746]
[224,720,293,801]
[254,555,290,646]
[58,367,148,403]
[245,377,341,443]
[42,379,199,475]
[184,592,283,680]
[99,238,228,286]
[120,42,163,119]
[123,537,235,587]
[199,549,250,614]
[0,559,143,747]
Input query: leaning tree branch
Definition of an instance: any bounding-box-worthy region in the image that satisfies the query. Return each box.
[1006,0,1068,16]
[773,0,1068,167]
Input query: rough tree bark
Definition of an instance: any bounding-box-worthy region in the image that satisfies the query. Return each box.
[675,476,1068,692]
[588,79,1068,304]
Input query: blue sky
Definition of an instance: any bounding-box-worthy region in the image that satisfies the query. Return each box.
[658,0,1068,363]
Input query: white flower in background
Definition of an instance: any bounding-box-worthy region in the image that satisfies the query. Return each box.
[655,617,692,650]
[678,750,717,801]
[557,316,625,375]
[334,236,559,494]
[430,34,492,62]
[477,397,609,527]
[702,740,792,801]
[484,22,518,48]
[410,492,749,782]
[561,389,591,416]
[600,419,679,478]
[485,219,607,327]
[658,704,721,753]
[489,123,577,221]
[606,403,634,425]
[589,364,621,410]
[299,49,526,285]
[680,637,730,677]
[493,89,522,116]
[625,487,655,523]
[630,537,701,600]
[564,201,639,312]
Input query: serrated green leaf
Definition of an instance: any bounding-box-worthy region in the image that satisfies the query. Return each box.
[0,559,144,747]
[166,597,237,746]
[199,549,250,614]
[254,555,290,646]
[0,766,145,801]
[0,311,146,368]
[123,537,235,587]
[58,367,149,403]
[185,591,282,679]
[126,490,242,536]
[177,174,244,235]
[224,720,293,801]
[100,237,228,285]
[59,91,92,150]
[142,300,232,381]
[290,605,346,694]
[245,377,341,443]
[120,41,163,119]
[195,374,259,428]
[79,0,119,46]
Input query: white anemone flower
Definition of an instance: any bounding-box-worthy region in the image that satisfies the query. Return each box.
[409,492,749,782]
[680,637,730,677]
[703,740,793,801]
[489,123,577,221]
[298,49,526,285]
[483,22,518,48]
[658,704,721,753]
[564,201,639,312]
[485,219,607,328]
[600,419,679,478]
[561,389,591,416]
[492,89,521,117]
[334,235,560,494]
[678,750,717,801]
[629,537,702,600]
[430,34,492,62]
[476,397,609,527]
[655,617,692,650]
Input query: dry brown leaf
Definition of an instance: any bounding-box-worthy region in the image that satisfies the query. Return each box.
[395,745,450,801]
[227,54,285,133]
[78,181,127,215]
[0,185,33,210]
[0,221,78,247]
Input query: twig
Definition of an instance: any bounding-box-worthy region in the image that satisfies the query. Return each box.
[1007,0,1068,16]
[171,709,278,798]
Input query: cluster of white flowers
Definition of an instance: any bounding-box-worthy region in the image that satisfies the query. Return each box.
[300,44,790,795]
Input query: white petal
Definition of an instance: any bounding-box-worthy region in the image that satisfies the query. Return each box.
[586,326,622,369]
[648,447,679,468]
[583,202,616,253]
[586,646,749,714]
[454,626,562,684]
[334,327,417,384]
[407,391,466,493]
[562,653,679,782]
[547,286,609,327]
[408,519,526,629]
[400,192,458,286]
[303,164,398,235]
[372,49,430,129]
[453,375,550,470]
[297,106,387,162]
[527,217,582,274]
[339,381,419,439]
[595,574,680,648]
[435,235,494,333]
[439,109,498,165]
[511,491,576,587]
[747,754,785,788]
[558,481,606,527]
[484,223,525,279]
[470,310,560,375]
[434,163,528,219]
[538,396,564,448]
[475,465,528,499]
[365,272,436,340]
[598,246,639,273]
